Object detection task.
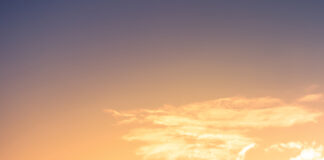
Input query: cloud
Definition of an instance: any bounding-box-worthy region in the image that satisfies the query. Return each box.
[298,94,324,103]
[266,142,324,160]
[107,96,322,160]
[265,142,303,152]
[291,147,324,160]
[237,143,256,160]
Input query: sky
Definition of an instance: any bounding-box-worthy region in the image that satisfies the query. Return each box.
[1,1,324,160]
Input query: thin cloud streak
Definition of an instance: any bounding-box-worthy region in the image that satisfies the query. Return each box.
[237,143,256,160]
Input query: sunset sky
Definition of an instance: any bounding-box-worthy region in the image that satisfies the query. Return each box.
[2,1,324,160]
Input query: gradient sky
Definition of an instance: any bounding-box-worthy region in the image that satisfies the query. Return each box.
[2,1,324,160]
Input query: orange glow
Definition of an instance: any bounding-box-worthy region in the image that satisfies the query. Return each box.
[3,1,324,160]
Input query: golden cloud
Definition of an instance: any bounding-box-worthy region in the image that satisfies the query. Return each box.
[107,96,322,160]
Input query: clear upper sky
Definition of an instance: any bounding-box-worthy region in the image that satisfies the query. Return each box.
[2,1,324,160]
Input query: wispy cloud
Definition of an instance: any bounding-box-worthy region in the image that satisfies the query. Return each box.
[305,84,320,92]
[107,96,322,160]
[297,94,324,103]
[265,141,303,152]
